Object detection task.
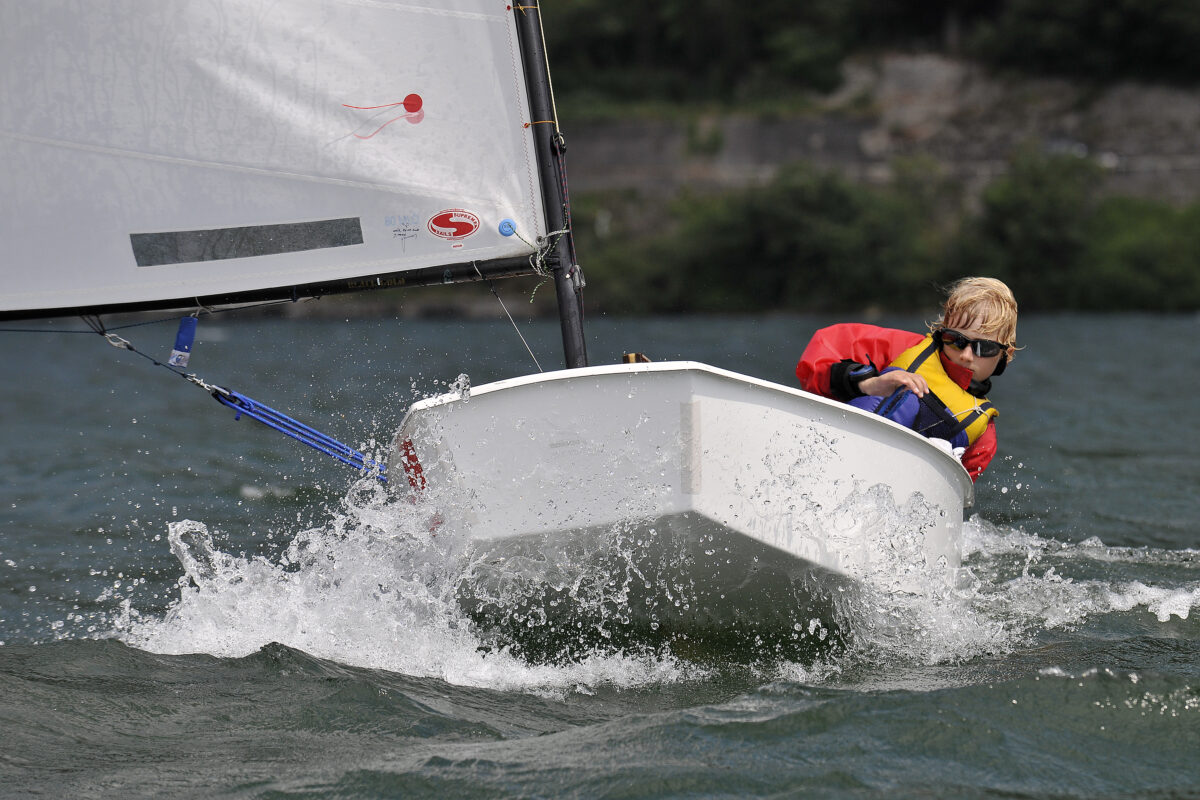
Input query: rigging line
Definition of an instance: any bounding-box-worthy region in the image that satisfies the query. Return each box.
[533,2,561,132]
[531,228,569,280]
[0,325,95,334]
[209,388,388,480]
[510,2,560,132]
[102,298,298,331]
[86,319,190,377]
[0,298,302,335]
[509,226,567,277]
[473,263,543,373]
[80,322,388,481]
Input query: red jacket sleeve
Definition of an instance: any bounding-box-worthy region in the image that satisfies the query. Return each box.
[798,323,998,482]
[961,422,997,482]
[796,323,924,398]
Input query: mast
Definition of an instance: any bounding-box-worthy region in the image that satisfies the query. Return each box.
[512,1,589,369]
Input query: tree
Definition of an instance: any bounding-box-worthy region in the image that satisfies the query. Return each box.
[952,150,1102,310]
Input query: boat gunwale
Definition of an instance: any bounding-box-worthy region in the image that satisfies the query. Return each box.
[396,360,975,501]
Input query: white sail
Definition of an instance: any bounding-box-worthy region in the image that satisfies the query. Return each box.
[0,0,547,317]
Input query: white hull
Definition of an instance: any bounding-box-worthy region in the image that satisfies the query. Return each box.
[390,362,973,654]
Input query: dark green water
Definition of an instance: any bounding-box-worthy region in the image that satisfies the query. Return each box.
[1,312,1198,798]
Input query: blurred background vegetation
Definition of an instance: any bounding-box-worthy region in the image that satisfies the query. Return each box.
[543,0,1200,102]
[530,0,1200,312]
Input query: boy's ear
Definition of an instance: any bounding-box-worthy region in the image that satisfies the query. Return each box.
[992,352,1008,376]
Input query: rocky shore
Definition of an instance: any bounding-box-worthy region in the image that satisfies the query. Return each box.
[566,53,1200,204]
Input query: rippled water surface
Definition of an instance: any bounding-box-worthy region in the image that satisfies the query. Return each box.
[1,311,1198,798]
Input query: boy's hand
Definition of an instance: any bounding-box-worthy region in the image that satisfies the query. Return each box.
[859,371,929,398]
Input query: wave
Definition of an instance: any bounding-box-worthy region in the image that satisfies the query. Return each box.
[111,477,1200,694]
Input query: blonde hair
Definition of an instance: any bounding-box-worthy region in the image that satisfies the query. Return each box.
[932,277,1019,356]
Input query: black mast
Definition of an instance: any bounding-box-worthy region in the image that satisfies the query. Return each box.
[512,1,588,369]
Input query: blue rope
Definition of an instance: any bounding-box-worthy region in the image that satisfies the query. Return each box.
[212,388,388,483]
[68,314,389,483]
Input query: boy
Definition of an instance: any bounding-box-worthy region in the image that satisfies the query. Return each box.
[796,277,1018,480]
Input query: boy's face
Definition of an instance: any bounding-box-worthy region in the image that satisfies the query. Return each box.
[941,316,1004,382]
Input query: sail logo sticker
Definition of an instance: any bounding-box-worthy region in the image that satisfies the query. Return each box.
[427,209,480,241]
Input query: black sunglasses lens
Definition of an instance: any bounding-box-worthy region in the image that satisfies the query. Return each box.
[939,329,1003,357]
[938,330,969,349]
[972,340,1003,357]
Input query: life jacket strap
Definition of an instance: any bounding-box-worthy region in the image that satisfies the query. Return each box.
[905,339,939,372]
[918,394,995,438]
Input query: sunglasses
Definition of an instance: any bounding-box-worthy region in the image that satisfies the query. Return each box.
[935,328,1007,358]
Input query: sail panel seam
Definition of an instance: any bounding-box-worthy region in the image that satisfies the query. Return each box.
[0,130,454,199]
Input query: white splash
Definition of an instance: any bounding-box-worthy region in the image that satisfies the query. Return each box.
[117,474,1200,689]
[119,479,701,694]
[825,514,1200,667]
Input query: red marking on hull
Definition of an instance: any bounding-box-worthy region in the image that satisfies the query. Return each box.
[398,438,426,492]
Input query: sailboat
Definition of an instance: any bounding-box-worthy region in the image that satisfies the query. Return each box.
[1,1,971,656]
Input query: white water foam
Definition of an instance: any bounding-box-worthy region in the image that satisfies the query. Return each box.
[795,513,1200,669]
[116,472,1200,691]
[118,479,703,694]
[960,521,1200,625]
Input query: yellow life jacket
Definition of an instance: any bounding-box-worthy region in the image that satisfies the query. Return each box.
[889,336,998,446]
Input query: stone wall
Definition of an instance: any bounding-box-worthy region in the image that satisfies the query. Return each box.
[565,54,1200,204]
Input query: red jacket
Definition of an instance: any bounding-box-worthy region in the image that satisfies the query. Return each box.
[796,323,997,481]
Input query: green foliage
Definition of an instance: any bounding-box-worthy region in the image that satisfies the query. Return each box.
[568,190,680,314]
[538,3,1200,312]
[949,151,1200,310]
[539,0,1200,112]
[540,1,857,108]
[577,165,938,313]
[950,149,1102,309]
[972,0,1200,85]
[659,165,931,312]
[1083,198,1200,310]
[850,0,1004,50]
[574,152,1200,313]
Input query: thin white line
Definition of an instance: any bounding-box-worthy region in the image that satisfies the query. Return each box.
[328,0,501,23]
[0,129,430,197]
